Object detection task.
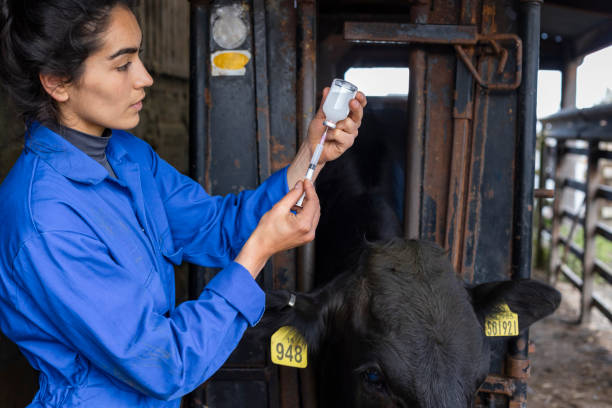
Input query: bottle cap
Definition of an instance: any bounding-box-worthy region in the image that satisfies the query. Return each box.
[323,120,336,129]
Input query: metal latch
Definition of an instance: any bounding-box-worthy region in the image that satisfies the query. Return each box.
[344,22,523,91]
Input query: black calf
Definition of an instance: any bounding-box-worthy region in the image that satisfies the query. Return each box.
[263,239,560,408]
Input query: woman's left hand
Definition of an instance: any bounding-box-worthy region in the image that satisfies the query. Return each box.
[307,88,367,164]
[285,88,367,189]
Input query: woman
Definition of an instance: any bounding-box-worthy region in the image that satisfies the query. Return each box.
[0,0,366,406]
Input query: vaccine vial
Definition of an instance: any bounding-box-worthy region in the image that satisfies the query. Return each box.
[322,79,358,128]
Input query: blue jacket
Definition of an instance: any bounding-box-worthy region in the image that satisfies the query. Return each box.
[0,123,289,407]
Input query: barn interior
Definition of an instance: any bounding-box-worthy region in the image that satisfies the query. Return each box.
[0,0,610,407]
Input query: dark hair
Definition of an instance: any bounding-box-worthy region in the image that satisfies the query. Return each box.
[0,0,138,124]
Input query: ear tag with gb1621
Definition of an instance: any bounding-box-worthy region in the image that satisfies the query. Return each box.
[271,326,308,368]
[485,304,519,337]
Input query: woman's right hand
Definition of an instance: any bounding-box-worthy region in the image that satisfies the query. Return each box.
[235,179,321,278]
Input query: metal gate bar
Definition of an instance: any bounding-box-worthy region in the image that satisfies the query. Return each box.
[538,104,612,323]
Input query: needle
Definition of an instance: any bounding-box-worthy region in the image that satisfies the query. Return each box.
[296,127,328,207]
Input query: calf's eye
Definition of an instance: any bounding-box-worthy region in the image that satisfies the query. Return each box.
[362,368,385,389]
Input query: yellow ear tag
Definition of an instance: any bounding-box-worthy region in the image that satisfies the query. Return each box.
[485,304,519,337]
[271,326,308,368]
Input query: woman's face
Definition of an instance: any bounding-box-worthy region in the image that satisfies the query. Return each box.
[59,5,153,136]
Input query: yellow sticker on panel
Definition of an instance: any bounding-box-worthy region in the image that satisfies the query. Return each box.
[485,304,519,337]
[211,50,251,76]
[271,326,308,368]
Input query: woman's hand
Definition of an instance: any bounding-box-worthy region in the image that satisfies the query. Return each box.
[308,87,367,163]
[286,89,367,188]
[235,180,320,278]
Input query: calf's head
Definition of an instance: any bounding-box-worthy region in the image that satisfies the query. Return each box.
[263,239,560,408]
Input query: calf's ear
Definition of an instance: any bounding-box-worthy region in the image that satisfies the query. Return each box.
[467,279,561,332]
[260,286,338,353]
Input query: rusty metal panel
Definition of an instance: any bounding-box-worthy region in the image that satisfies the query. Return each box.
[445,0,478,274]
[445,58,475,273]
[420,49,455,245]
[427,0,462,24]
[479,375,516,396]
[208,1,258,195]
[254,0,272,182]
[264,1,301,407]
[472,88,516,283]
[459,0,517,285]
[267,0,298,173]
[344,22,478,44]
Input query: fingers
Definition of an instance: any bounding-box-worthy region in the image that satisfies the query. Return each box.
[347,91,367,126]
[325,119,357,152]
[356,91,367,107]
[314,87,331,121]
[333,94,364,137]
[307,88,331,142]
[276,180,319,219]
[326,91,366,152]
[299,179,320,229]
[335,115,359,136]
[276,180,305,212]
[279,180,320,243]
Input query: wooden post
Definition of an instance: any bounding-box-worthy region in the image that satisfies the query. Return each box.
[561,58,579,110]
[548,141,565,285]
[580,140,601,324]
[535,136,547,268]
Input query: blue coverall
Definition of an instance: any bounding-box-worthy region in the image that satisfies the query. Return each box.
[0,123,289,407]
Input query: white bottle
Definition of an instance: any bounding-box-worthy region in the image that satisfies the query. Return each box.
[322,79,358,128]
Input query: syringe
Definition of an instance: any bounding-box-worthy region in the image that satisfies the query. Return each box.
[295,78,357,207]
[296,127,328,207]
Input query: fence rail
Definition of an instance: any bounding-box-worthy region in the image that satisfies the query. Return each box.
[536,103,612,324]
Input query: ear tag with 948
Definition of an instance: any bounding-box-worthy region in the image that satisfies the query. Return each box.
[270,326,308,368]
